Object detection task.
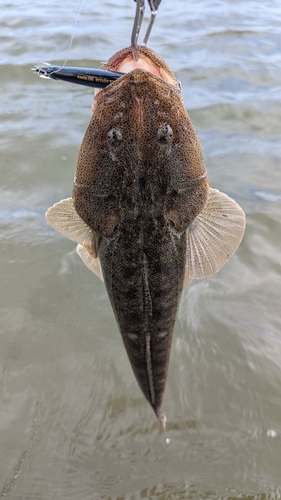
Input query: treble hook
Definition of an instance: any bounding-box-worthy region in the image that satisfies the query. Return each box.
[131,0,163,58]
[131,0,146,53]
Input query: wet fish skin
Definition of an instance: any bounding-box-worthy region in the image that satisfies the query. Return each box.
[98,215,186,418]
[46,46,246,428]
[72,49,208,421]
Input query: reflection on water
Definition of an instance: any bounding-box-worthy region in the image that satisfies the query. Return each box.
[1,0,281,498]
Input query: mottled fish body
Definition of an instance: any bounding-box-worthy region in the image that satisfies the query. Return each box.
[46,46,245,428]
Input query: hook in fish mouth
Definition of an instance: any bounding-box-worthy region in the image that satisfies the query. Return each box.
[131,0,163,60]
[131,0,145,59]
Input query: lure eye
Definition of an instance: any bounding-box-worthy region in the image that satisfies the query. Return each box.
[157,124,173,143]
[107,127,122,144]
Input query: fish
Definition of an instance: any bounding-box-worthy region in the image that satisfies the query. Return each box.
[46,45,245,430]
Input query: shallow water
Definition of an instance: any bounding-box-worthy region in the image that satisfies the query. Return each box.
[1,1,281,498]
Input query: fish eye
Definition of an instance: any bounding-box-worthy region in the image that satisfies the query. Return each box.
[107,127,122,144]
[158,124,173,143]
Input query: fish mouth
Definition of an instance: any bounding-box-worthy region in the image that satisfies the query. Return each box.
[116,54,164,80]
[100,45,178,87]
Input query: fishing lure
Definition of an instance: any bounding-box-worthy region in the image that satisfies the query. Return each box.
[31,62,124,89]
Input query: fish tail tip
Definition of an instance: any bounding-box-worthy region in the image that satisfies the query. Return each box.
[156,408,167,433]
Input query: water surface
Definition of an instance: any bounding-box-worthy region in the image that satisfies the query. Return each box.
[1,1,281,498]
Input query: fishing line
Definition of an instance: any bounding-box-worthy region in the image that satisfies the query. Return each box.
[48,0,87,76]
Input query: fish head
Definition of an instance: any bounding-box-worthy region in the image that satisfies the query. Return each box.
[74,46,208,240]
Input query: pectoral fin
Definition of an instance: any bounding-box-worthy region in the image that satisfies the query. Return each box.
[187,188,246,279]
[46,197,96,257]
[76,244,104,282]
[46,198,103,281]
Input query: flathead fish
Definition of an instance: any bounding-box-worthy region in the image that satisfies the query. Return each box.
[46,45,245,429]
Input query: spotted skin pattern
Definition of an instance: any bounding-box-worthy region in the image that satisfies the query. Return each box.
[46,46,245,428]
[73,46,209,423]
